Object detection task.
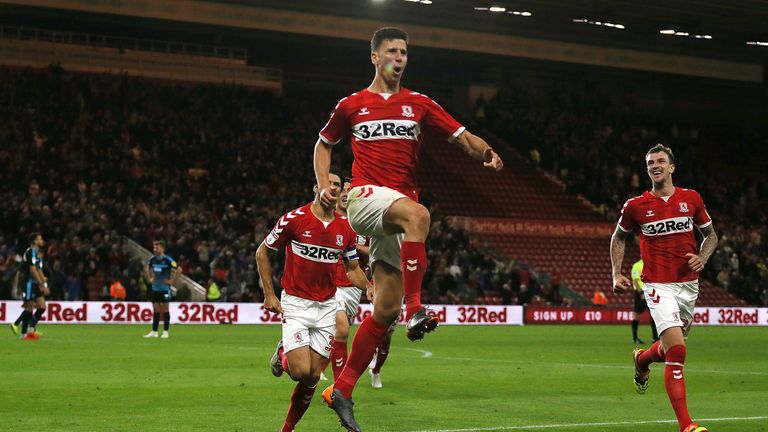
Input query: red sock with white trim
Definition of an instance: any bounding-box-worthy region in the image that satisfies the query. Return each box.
[372,329,393,374]
[282,382,316,431]
[329,338,348,382]
[334,316,390,398]
[638,339,665,370]
[401,241,426,320]
[664,345,693,431]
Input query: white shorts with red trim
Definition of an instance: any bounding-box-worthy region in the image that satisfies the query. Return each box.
[281,293,336,358]
[335,286,363,323]
[347,185,407,270]
[643,281,699,337]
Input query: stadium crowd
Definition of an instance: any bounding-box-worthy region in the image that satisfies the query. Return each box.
[481,79,767,306]
[1,66,548,305]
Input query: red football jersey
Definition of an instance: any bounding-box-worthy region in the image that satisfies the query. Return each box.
[335,234,370,288]
[618,188,712,283]
[319,88,465,200]
[264,203,359,301]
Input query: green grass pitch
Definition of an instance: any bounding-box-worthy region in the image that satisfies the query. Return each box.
[2,324,766,432]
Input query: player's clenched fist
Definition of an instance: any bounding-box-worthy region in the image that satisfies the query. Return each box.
[318,186,339,209]
[612,274,631,294]
[263,294,283,314]
[483,148,504,171]
[685,253,705,273]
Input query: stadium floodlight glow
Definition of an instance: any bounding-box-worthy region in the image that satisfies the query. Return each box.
[746,41,768,46]
[661,28,713,40]
[420,0,432,4]
[489,6,506,12]
[474,6,489,10]
[572,18,626,30]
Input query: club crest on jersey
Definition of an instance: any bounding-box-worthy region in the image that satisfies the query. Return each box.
[679,202,689,213]
[294,332,303,343]
[336,235,344,246]
[401,105,414,117]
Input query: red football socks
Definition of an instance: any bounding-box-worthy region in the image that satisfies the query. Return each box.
[280,347,290,375]
[282,382,316,431]
[401,241,427,320]
[372,329,393,374]
[638,340,665,370]
[664,345,693,431]
[334,316,390,398]
[330,338,348,382]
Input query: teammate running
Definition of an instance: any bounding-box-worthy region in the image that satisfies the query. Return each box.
[259,174,370,432]
[321,181,374,383]
[611,144,716,432]
[630,258,658,344]
[314,27,503,431]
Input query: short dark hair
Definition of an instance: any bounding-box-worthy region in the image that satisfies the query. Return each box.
[646,143,674,164]
[153,240,165,248]
[371,27,409,51]
[29,232,41,245]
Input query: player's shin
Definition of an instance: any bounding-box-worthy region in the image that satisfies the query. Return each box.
[334,316,390,398]
[638,339,665,369]
[372,328,393,373]
[401,241,426,319]
[330,338,348,382]
[163,312,170,331]
[283,381,317,431]
[664,345,693,430]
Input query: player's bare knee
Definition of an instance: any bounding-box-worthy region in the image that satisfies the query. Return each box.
[373,306,400,325]
[406,205,430,236]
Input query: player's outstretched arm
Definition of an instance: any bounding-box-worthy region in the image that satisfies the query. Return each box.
[610,226,631,293]
[452,130,503,171]
[313,138,337,208]
[255,242,282,314]
[687,224,718,273]
[344,259,374,295]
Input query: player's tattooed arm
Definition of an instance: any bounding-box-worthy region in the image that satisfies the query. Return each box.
[687,224,718,273]
[610,226,631,293]
[453,131,503,171]
[256,242,282,314]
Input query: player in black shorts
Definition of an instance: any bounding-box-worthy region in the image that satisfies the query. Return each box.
[631,259,658,344]
[11,233,48,340]
[144,240,180,339]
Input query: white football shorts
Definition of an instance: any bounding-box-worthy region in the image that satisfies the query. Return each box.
[335,286,363,324]
[346,185,407,270]
[281,293,336,358]
[643,281,699,337]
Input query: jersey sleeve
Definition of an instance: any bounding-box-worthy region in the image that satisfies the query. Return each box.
[342,229,359,262]
[692,191,713,228]
[167,257,178,269]
[319,98,351,145]
[421,96,465,143]
[264,210,299,251]
[617,199,637,232]
[631,263,642,280]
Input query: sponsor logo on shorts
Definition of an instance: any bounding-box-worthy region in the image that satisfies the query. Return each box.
[672,311,680,322]
[352,120,420,141]
[640,217,693,237]
[294,332,303,343]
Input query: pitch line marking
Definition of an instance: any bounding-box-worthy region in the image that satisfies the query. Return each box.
[417,355,768,376]
[401,347,433,358]
[401,415,768,432]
